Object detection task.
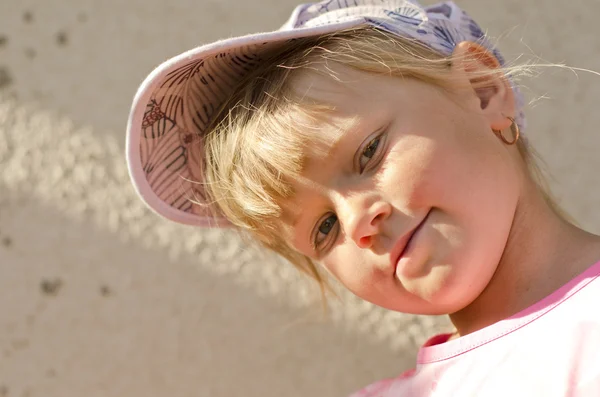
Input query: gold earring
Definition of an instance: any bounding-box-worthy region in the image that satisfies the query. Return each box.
[492,116,520,145]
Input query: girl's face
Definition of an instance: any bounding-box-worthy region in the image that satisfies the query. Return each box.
[282,59,521,315]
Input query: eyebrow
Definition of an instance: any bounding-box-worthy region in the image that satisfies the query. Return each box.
[285,208,302,228]
[321,121,359,162]
[290,121,386,230]
[288,179,329,228]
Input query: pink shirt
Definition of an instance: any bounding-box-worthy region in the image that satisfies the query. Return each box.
[351,260,600,396]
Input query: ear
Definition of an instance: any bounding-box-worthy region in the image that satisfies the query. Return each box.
[451,41,515,132]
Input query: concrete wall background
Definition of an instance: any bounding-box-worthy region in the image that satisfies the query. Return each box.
[1,0,599,396]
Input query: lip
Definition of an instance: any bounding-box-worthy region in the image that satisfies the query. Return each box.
[390,211,430,271]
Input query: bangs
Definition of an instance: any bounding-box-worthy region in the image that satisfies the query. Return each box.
[201,26,450,239]
[204,66,345,235]
[199,25,556,294]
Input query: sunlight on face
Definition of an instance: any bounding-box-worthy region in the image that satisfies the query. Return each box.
[281,62,521,315]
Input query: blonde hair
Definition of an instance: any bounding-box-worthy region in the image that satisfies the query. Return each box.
[202,26,562,295]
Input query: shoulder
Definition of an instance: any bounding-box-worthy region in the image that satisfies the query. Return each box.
[347,369,416,397]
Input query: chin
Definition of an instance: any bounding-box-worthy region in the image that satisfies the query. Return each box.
[402,261,481,313]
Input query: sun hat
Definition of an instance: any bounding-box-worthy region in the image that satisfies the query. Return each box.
[126,0,525,228]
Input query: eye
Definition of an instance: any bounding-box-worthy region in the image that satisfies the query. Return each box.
[359,135,382,173]
[314,213,338,248]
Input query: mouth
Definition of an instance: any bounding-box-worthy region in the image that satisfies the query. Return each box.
[391,211,431,271]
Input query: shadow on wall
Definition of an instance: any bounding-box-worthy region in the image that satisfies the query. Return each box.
[0,95,451,397]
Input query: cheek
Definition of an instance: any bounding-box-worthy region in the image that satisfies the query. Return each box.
[399,125,516,218]
[322,244,388,297]
[380,136,440,209]
[387,129,518,303]
[440,140,518,251]
[429,155,518,303]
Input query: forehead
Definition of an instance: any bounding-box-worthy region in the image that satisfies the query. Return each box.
[290,62,375,116]
[276,65,377,223]
[286,63,380,161]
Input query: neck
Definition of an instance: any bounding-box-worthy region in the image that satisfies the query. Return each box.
[449,179,600,337]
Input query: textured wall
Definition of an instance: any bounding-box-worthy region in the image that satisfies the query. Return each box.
[1,1,599,396]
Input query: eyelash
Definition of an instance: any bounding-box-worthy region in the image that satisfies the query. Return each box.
[359,135,383,173]
[313,133,385,250]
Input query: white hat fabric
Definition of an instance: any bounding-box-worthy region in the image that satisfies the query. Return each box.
[126,0,524,227]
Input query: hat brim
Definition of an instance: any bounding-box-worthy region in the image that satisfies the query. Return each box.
[126,0,525,228]
[126,19,365,227]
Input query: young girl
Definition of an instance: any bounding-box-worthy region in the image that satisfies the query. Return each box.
[126,0,600,395]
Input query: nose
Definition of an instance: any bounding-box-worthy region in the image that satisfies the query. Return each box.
[342,196,392,249]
